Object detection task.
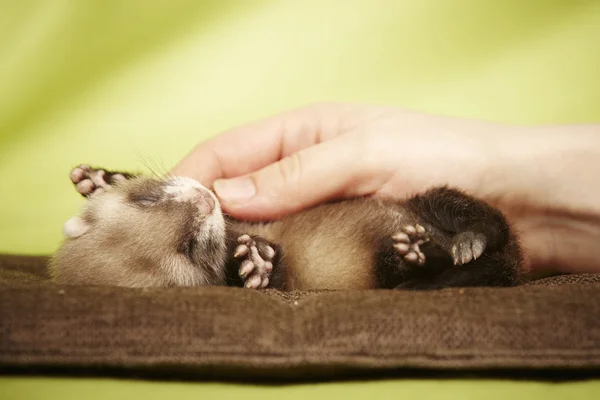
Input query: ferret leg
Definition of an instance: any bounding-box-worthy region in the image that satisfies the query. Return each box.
[69,164,136,198]
[392,186,521,289]
[376,186,521,289]
[404,185,512,262]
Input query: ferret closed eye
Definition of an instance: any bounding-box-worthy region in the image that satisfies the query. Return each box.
[49,164,524,291]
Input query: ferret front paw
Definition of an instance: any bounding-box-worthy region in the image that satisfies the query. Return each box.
[234,234,275,289]
[450,231,487,265]
[70,164,127,197]
[392,224,430,266]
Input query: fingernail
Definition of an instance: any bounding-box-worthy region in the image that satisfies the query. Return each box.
[213,177,256,202]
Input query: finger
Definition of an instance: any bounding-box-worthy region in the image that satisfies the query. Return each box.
[213,135,391,220]
[171,103,349,187]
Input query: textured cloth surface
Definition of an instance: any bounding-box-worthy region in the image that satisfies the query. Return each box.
[1,255,600,381]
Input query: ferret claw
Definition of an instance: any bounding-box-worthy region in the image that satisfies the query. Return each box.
[450,231,487,266]
[245,275,262,289]
[237,234,251,243]
[239,259,255,278]
[234,244,249,258]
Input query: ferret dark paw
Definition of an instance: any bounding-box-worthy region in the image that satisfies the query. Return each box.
[392,224,430,266]
[70,164,126,197]
[450,231,487,265]
[234,234,275,289]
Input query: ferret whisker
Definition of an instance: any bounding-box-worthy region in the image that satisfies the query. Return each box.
[137,154,174,181]
[138,156,159,178]
[157,158,174,178]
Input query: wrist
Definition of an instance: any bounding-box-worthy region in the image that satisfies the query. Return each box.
[486,124,600,216]
[484,123,600,273]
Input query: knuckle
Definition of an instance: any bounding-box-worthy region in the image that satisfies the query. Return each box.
[276,152,303,185]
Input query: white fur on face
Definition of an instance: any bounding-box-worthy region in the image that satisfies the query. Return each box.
[163,177,220,211]
[164,176,225,240]
[164,176,224,225]
[158,178,228,286]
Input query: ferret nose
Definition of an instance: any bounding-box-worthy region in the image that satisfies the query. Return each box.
[195,188,215,213]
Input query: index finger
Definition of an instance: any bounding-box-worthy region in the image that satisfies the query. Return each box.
[170,103,361,187]
[170,106,318,186]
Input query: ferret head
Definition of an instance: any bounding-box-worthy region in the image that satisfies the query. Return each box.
[50,176,228,288]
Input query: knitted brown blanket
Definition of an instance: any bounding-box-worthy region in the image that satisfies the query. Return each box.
[1,254,599,381]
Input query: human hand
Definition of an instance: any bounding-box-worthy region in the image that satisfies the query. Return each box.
[172,103,600,274]
[172,103,507,220]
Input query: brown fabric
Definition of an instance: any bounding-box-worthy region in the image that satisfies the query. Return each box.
[1,254,600,381]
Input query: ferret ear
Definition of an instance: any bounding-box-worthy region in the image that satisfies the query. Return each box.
[63,216,90,238]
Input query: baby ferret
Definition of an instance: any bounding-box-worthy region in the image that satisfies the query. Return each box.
[49,164,524,291]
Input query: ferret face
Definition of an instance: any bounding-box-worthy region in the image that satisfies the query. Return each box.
[51,176,228,288]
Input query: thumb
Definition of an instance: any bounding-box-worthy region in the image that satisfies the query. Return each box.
[212,137,380,220]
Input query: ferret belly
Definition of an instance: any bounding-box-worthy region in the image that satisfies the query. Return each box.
[279,218,377,291]
[237,199,410,291]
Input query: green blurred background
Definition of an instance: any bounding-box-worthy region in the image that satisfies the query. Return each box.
[2,1,600,397]
[1,0,599,256]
